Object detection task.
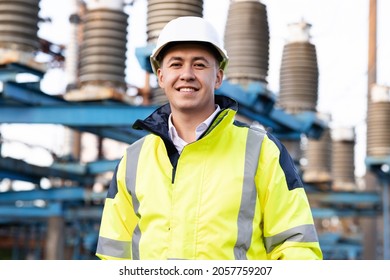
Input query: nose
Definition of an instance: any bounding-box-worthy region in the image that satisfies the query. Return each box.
[180,64,195,81]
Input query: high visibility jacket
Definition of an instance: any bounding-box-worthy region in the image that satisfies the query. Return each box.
[96,95,323,260]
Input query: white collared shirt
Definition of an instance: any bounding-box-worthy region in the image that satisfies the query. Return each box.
[168,105,221,154]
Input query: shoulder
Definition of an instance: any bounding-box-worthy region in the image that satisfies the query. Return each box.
[260,133,304,190]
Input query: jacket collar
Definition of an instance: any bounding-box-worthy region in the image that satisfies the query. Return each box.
[132,95,238,139]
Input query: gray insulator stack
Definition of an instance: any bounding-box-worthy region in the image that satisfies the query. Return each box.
[147,0,203,105]
[302,129,332,185]
[0,0,40,52]
[278,21,318,113]
[79,8,128,89]
[146,0,203,44]
[367,85,390,157]
[224,0,269,86]
[331,127,356,191]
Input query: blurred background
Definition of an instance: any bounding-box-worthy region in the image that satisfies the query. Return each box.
[0,0,389,259]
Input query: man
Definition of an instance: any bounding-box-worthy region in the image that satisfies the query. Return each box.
[96,16,323,260]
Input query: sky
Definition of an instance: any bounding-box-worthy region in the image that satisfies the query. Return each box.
[2,0,390,181]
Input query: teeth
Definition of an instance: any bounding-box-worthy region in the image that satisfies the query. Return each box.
[179,88,195,92]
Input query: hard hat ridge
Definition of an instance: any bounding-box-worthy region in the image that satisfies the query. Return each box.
[150,16,229,74]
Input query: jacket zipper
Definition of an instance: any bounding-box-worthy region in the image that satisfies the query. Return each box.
[172,165,176,184]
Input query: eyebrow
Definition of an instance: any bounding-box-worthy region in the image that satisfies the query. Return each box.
[166,56,210,64]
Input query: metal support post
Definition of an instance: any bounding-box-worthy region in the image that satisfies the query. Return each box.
[380,176,390,259]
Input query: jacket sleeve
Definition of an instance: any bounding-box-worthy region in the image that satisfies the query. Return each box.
[257,134,323,260]
[96,153,138,260]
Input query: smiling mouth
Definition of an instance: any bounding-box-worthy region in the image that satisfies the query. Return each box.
[177,87,197,93]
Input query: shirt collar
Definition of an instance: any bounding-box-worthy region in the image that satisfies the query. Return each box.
[168,105,221,153]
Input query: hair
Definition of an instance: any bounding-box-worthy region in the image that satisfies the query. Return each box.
[156,41,223,65]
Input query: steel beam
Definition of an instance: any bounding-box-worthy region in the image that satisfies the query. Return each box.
[0,186,105,203]
[0,170,41,184]
[311,207,379,218]
[309,191,381,205]
[217,80,326,139]
[366,155,390,172]
[0,205,103,221]
[217,81,275,115]
[64,206,103,220]
[78,126,147,144]
[135,44,154,73]
[0,62,45,81]
[0,105,157,126]
[0,156,120,185]
[0,80,150,143]
[2,81,64,105]
[85,159,119,174]
[50,159,119,176]
[0,157,96,184]
[0,202,63,218]
[308,191,381,219]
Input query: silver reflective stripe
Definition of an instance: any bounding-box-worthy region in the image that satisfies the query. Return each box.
[125,137,145,260]
[264,224,319,253]
[96,236,132,258]
[234,126,265,260]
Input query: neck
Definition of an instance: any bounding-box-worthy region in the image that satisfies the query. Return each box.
[171,107,215,143]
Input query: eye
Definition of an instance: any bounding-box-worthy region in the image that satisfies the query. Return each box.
[168,61,182,68]
[194,62,206,69]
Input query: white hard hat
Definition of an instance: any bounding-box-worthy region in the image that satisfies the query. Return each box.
[150,16,229,74]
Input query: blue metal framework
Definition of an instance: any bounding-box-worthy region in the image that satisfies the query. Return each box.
[0,156,120,185]
[216,81,325,140]
[0,186,103,259]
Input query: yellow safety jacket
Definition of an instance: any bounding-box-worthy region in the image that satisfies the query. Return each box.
[96,95,323,260]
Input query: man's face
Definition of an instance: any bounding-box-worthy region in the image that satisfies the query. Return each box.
[157,43,223,117]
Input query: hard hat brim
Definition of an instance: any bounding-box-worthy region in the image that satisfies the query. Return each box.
[150,40,228,74]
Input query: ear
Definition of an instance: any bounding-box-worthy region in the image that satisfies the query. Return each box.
[214,69,223,90]
[157,68,164,88]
